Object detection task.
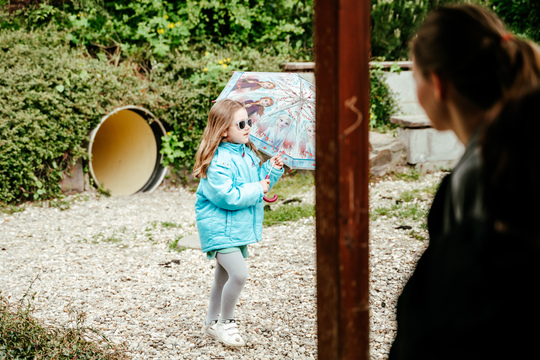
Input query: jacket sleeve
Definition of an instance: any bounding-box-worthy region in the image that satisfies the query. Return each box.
[202,161,264,211]
[259,159,284,190]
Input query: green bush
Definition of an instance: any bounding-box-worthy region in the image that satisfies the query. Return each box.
[369,63,401,131]
[0,27,156,203]
[2,0,314,61]
[0,292,126,359]
[370,0,497,60]
[370,0,429,60]
[0,25,295,203]
[490,0,540,42]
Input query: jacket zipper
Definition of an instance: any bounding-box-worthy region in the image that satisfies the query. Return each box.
[244,151,258,237]
[226,210,231,237]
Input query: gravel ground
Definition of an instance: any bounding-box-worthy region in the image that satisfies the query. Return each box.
[0,171,445,359]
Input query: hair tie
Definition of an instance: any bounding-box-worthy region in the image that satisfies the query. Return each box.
[501,33,514,43]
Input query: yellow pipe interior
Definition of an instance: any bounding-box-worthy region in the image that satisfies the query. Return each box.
[90,110,157,196]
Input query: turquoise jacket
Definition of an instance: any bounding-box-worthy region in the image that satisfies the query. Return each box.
[195,142,284,253]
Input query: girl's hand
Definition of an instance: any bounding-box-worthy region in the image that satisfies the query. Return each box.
[260,179,270,193]
[271,154,283,169]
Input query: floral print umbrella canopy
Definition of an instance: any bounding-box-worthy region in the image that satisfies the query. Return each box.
[216,71,316,170]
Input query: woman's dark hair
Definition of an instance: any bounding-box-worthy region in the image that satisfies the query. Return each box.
[483,87,540,236]
[412,4,540,110]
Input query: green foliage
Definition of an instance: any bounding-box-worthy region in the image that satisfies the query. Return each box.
[262,171,315,226]
[491,0,540,42]
[161,221,182,229]
[3,0,314,62]
[0,203,26,215]
[379,167,423,182]
[369,63,401,131]
[168,235,187,252]
[0,27,156,203]
[267,170,314,199]
[371,0,429,60]
[369,185,436,235]
[263,203,315,226]
[0,23,293,203]
[370,0,495,60]
[1,1,311,186]
[0,292,126,359]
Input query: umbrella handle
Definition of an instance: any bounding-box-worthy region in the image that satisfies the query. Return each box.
[263,174,278,203]
[264,194,278,203]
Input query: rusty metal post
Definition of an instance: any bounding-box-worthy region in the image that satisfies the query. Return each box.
[315,0,371,358]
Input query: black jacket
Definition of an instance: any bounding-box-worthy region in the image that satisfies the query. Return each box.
[389,172,540,359]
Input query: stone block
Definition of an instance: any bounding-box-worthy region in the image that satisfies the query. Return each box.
[390,114,431,128]
[369,131,406,176]
[60,158,90,194]
[370,150,393,177]
[398,127,464,165]
[384,71,426,116]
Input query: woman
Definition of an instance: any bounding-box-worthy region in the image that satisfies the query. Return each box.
[389,5,540,359]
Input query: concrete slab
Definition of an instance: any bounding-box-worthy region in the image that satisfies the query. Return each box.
[384,71,427,117]
[398,127,464,164]
[176,233,201,250]
[390,114,431,128]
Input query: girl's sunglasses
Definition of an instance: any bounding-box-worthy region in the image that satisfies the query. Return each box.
[235,118,253,130]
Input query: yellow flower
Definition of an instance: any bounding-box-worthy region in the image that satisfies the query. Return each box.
[227,57,231,62]
[218,60,223,65]
[168,22,175,29]
[203,67,208,72]
[204,51,209,56]
[164,14,169,19]
[222,64,228,69]
[157,28,165,34]
[176,22,181,26]
[167,131,171,136]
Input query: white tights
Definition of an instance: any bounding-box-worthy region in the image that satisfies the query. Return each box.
[205,251,248,324]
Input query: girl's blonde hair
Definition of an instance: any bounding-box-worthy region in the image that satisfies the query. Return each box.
[193,99,261,179]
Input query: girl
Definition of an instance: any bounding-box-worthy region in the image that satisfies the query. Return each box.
[235,77,276,92]
[244,97,274,117]
[193,99,284,347]
[389,4,540,359]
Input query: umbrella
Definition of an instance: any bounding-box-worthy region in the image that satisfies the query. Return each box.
[216,71,316,202]
[216,71,316,170]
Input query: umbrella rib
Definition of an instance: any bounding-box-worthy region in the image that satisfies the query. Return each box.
[263,99,301,119]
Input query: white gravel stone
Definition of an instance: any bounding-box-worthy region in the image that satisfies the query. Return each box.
[0,171,445,359]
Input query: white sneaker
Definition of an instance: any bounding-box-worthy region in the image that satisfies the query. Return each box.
[216,319,245,347]
[202,320,218,340]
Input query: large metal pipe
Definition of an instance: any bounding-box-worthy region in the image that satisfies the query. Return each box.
[88,106,166,196]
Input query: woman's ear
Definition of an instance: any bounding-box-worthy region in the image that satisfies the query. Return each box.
[431,72,447,101]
